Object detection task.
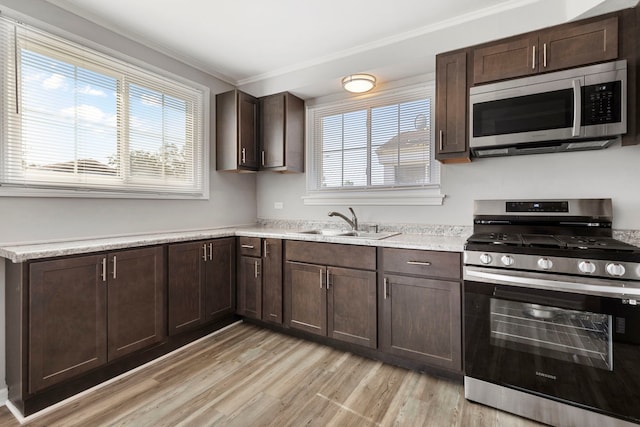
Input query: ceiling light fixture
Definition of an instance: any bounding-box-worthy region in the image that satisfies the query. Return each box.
[342,74,376,93]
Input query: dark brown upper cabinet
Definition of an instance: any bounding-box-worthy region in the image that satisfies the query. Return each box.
[473,16,618,84]
[216,90,259,171]
[435,50,468,163]
[260,92,305,173]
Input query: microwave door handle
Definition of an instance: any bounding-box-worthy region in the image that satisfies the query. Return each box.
[572,79,582,137]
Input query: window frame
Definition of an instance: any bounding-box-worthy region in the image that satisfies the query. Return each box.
[0,16,210,200]
[305,83,443,206]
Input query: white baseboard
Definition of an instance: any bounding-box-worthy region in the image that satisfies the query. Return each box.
[0,387,7,406]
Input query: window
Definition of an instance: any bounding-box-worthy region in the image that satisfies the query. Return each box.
[0,17,208,198]
[306,84,441,205]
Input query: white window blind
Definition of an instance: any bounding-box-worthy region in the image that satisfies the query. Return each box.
[0,17,208,198]
[307,84,439,193]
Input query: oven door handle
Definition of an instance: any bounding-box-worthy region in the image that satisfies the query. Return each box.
[465,266,640,300]
[492,286,587,310]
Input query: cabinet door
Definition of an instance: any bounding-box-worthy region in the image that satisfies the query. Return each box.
[262,238,283,324]
[29,255,107,393]
[107,246,166,361]
[261,93,285,168]
[380,274,462,372]
[238,256,262,319]
[327,267,377,348]
[168,241,206,335]
[435,51,468,158]
[286,262,326,336]
[472,35,538,84]
[541,16,618,72]
[205,238,236,322]
[238,92,259,169]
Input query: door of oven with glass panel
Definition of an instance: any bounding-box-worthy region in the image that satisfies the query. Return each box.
[464,281,640,423]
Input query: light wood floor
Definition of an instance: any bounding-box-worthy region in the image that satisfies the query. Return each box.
[0,323,543,427]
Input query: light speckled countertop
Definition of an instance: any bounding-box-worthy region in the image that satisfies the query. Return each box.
[3,222,638,264]
[0,225,469,263]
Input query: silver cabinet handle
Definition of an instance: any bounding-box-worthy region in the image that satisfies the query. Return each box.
[241,244,254,249]
[209,243,213,261]
[383,277,388,300]
[203,243,208,261]
[407,260,431,266]
[112,256,117,279]
[543,43,547,68]
[572,78,582,137]
[439,130,444,151]
[261,150,265,166]
[241,147,246,164]
[326,269,331,290]
[101,258,107,282]
[532,45,536,70]
[319,269,323,289]
[254,260,259,278]
[263,240,268,257]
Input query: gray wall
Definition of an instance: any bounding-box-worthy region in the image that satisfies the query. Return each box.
[0,0,258,403]
[257,116,640,230]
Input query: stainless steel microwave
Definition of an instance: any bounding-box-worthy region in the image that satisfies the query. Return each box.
[469,60,627,158]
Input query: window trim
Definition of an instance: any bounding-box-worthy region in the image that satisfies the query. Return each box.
[0,16,210,200]
[305,83,443,206]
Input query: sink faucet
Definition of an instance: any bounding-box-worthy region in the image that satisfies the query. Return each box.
[328,207,358,231]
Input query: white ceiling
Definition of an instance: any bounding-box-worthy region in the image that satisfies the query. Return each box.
[45,0,638,99]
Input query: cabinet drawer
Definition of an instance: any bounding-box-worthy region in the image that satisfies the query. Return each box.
[382,248,460,279]
[286,240,376,270]
[239,237,261,257]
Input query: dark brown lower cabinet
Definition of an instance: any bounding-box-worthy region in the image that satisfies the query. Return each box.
[261,239,283,324]
[29,254,107,393]
[107,247,165,361]
[286,261,377,349]
[380,274,462,372]
[205,238,236,321]
[287,262,326,335]
[168,238,236,335]
[237,238,283,324]
[27,246,165,394]
[237,255,262,319]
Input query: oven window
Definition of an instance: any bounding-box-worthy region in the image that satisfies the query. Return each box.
[490,299,613,371]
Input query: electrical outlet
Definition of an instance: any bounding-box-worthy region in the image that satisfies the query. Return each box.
[274,202,284,209]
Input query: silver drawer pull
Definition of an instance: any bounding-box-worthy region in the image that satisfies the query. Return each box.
[203,244,208,261]
[101,258,107,282]
[241,244,255,249]
[112,256,117,279]
[407,260,431,266]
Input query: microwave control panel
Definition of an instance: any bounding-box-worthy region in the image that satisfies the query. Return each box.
[582,81,622,125]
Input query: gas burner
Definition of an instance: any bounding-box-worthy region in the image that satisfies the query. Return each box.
[467,233,522,246]
[556,235,639,252]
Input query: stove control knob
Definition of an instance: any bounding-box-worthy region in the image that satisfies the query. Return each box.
[606,263,626,277]
[501,255,515,266]
[579,261,596,274]
[537,258,553,270]
[479,253,492,265]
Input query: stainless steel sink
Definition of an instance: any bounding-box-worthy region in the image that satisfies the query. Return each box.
[288,229,400,240]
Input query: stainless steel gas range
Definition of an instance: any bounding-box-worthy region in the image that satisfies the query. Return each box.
[463,199,640,427]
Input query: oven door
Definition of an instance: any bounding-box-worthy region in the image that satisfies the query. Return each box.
[464,266,640,423]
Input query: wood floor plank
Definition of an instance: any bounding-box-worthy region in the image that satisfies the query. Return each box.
[0,323,544,427]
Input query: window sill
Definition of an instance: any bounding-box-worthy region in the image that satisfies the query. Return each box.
[302,188,445,206]
[0,186,208,200]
